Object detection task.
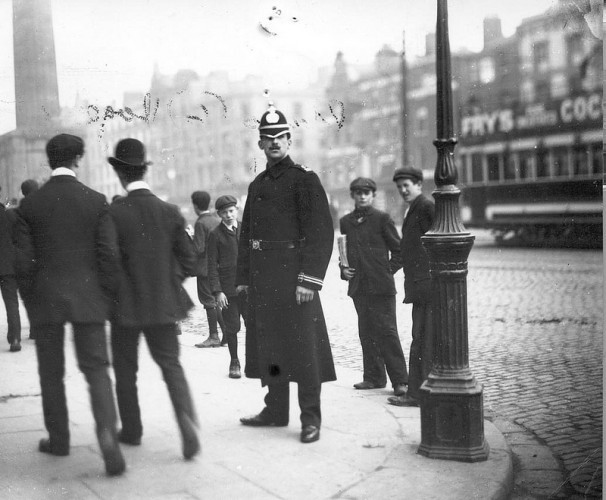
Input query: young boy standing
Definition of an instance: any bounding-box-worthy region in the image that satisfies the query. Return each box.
[339,177,408,396]
[207,195,246,378]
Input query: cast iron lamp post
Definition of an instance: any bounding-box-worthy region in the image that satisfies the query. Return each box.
[417,0,489,462]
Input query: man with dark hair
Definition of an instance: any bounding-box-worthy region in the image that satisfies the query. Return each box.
[191,190,225,347]
[13,133,125,476]
[108,138,200,460]
[340,177,408,396]
[236,104,335,444]
[388,166,435,407]
[0,186,21,352]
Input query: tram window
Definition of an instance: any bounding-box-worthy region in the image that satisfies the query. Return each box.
[487,154,499,181]
[536,149,550,178]
[552,147,569,177]
[572,146,589,176]
[471,154,483,182]
[504,154,516,180]
[590,143,603,175]
[519,151,533,179]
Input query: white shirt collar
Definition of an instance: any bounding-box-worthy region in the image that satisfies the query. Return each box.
[222,221,237,231]
[125,180,150,192]
[51,167,76,177]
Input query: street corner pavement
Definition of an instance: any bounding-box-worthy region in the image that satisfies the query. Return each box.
[0,329,513,499]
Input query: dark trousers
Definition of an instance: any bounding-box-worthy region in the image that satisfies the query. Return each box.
[262,382,322,428]
[0,274,20,343]
[33,323,118,451]
[352,294,408,388]
[197,276,225,336]
[111,323,197,440]
[407,302,434,399]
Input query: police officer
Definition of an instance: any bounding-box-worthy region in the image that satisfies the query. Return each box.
[236,104,335,443]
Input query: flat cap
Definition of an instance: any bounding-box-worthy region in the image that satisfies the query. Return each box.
[215,194,238,212]
[349,177,377,192]
[393,166,423,183]
[46,134,84,166]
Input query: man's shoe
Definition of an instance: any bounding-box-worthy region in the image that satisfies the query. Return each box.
[240,412,288,427]
[229,359,241,379]
[38,438,69,456]
[195,336,221,348]
[353,381,386,390]
[9,340,21,352]
[220,338,228,346]
[300,425,320,443]
[387,394,419,407]
[117,430,141,446]
[98,429,126,476]
[178,414,200,460]
[393,384,408,396]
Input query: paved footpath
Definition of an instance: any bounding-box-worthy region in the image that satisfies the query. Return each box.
[0,325,511,499]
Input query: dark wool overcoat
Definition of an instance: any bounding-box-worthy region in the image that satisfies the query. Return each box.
[0,204,16,276]
[392,194,435,304]
[339,206,401,297]
[110,189,196,327]
[208,221,241,297]
[236,156,336,386]
[13,175,120,325]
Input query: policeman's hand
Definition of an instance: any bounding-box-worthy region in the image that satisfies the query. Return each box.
[236,285,249,295]
[215,292,228,310]
[296,285,315,305]
[342,267,355,280]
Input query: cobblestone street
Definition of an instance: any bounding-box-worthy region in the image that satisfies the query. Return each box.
[183,231,603,498]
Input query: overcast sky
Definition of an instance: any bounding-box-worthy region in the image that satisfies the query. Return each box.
[0,0,557,135]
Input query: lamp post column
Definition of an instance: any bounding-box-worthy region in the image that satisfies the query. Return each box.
[417,0,489,462]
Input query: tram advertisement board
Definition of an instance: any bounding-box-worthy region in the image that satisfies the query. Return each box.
[459,90,601,144]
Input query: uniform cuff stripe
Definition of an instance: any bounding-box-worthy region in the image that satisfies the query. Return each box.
[298,273,323,286]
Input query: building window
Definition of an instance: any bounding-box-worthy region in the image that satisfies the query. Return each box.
[572,145,589,176]
[519,151,534,180]
[471,154,483,182]
[479,57,495,84]
[536,147,550,178]
[550,74,568,98]
[521,81,534,104]
[590,143,602,175]
[533,40,549,73]
[535,80,550,102]
[415,107,428,135]
[504,153,517,180]
[566,33,585,67]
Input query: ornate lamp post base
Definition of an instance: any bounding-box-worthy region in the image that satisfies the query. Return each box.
[418,380,490,462]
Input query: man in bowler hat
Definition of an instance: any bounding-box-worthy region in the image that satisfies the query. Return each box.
[388,166,435,407]
[236,104,335,443]
[108,138,200,460]
[13,133,125,476]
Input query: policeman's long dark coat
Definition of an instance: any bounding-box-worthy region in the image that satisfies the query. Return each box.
[391,194,435,304]
[110,189,196,327]
[236,156,336,386]
[13,176,120,325]
[339,207,401,297]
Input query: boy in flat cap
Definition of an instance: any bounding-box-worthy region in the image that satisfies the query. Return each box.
[236,103,335,444]
[13,133,125,476]
[207,195,246,378]
[339,177,408,396]
[389,166,435,407]
[108,138,200,460]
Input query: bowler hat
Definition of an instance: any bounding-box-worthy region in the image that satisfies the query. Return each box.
[46,134,84,167]
[259,103,290,139]
[215,195,237,212]
[108,138,152,169]
[393,166,423,183]
[350,177,377,192]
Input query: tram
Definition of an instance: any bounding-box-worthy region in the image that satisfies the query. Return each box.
[457,90,602,248]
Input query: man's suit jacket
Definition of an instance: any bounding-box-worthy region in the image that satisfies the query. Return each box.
[192,212,220,277]
[14,175,120,325]
[392,194,435,304]
[339,206,401,297]
[110,189,196,327]
[207,221,241,297]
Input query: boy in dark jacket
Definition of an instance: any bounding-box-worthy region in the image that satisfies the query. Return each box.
[339,177,408,396]
[208,195,246,378]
